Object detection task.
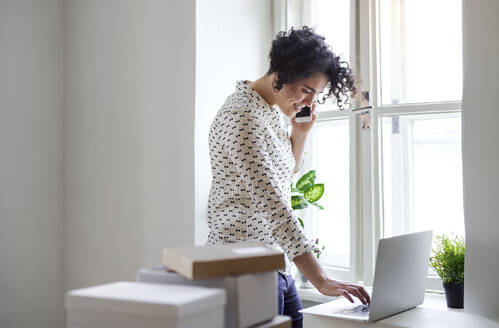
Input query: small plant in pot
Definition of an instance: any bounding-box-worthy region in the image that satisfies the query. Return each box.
[290,170,326,288]
[430,234,465,308]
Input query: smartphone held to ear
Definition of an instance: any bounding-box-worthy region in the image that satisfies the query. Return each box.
[295,106,312,123]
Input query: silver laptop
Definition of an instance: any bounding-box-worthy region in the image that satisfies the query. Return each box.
[301,230,433,323]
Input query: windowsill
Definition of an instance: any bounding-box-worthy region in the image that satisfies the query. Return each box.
[299,287,499,327]
[298,286,462,312]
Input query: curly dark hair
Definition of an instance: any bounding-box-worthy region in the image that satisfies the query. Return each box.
[267,26,357,109]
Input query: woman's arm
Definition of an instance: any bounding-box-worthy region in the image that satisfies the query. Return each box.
[293,252,371,305]
[290,104,317,173]
[290,131,307,173]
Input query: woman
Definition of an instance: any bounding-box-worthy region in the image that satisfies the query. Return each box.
[207,26,370,327]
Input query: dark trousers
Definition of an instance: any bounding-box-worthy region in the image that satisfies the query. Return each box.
[278,273,303,328]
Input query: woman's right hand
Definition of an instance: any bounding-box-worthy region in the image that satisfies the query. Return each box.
[293,251,370,304]
[317,279,370,305]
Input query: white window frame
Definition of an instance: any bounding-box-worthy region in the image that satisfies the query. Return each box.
[281,0,463,291]
[308,111,360,283]
[378,109,462,291]
[368,0,462,291]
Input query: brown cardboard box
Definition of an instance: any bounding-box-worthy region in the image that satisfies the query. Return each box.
[250,315,291,328]
[163,243,285,279]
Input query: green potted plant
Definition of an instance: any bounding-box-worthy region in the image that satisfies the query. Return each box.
[429,234,465,308]
[291,170,326,288]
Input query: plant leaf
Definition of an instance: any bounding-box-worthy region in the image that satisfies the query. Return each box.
[309,202,324,210]
[296,170,316,192]
[291,196,308,210]
[297,217,304,228]
[429,234,465,284]
[304,183,325,203]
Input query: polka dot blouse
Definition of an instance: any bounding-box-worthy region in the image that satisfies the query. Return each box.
[206,80,314,274]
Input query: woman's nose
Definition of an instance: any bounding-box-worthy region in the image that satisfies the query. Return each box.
[303,94,315,106]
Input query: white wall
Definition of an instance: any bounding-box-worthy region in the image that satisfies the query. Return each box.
[64,0,272,288]
[64,0,196,290]
[0,0,64,327]
[195,0,272,244]
[462,0,499,318]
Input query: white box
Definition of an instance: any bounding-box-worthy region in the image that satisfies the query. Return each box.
[138,266,278,328]
[65,281,226,328]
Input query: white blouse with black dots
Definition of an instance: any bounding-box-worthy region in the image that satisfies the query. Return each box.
[206,80,314,275]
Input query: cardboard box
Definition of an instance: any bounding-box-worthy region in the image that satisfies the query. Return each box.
[65,281,225,328]
[163,243,285,279]
[250,315,291,328]
[137,266,278,328]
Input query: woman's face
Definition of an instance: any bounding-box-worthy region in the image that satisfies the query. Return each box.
[275,73,328,118]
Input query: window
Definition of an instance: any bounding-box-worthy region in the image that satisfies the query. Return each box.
[285,0,464,289]
[314,0,353,112]
[379,0,462,104]
[313,119,351,269]
[314,0,351,64]
[381,113,465,239]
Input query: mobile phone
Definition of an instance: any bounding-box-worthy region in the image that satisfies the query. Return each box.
[295,106,312,123]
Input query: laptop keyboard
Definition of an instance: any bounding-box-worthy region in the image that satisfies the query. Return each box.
[335,304,370,318]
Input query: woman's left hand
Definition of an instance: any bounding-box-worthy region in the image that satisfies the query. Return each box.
[291,102,318,136]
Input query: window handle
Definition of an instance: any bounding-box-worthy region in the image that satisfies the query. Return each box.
[352,105,373,112]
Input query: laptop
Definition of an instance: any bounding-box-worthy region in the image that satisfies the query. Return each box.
[301,230,433,323]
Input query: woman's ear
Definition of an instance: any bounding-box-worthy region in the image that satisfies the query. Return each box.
[272,72,280,92]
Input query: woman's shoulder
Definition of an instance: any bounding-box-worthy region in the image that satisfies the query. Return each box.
[216,94,263,124]
[210,105,266,143]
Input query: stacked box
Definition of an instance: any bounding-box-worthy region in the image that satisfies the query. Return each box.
[162,243,285,279]
[137,243,287,327]
[138,266,278,328]
[65,281,226,328]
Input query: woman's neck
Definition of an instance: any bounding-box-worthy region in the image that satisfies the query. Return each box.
[248,74,276,107]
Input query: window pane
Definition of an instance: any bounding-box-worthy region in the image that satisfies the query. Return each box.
[314,119,350,268]
[314,0,351,112]
[314,0,350,61]
[379,0,462,105]
[381,113,465,238]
